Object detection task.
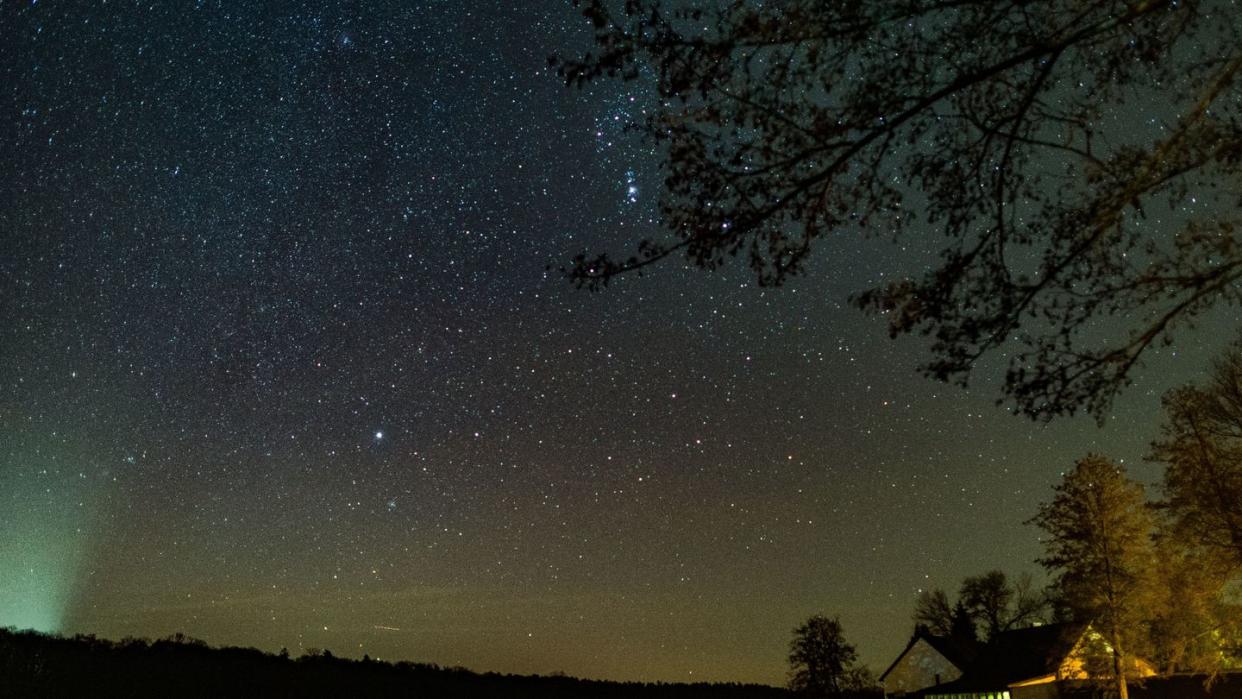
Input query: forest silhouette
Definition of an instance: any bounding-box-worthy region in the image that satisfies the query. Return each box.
[0,626,801,699]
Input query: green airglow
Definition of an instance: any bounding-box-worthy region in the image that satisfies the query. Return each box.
[0,450,100,634]
[0,523,79,632]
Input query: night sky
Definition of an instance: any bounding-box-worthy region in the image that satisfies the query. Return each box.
[1,1,1234,686]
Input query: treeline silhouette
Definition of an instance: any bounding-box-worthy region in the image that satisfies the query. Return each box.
[0,627,797,698]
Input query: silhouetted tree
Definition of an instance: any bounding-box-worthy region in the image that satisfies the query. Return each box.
[0,627,794,699]
[1151,341,1242,568]
[959,570,1047,641]
[556,0,1242,420]
[912,571,1046,645]
[959,572,1012,641]
[787,615,868,697]
[912,589,954,638]
[948,601,978,649]
[1030,455,1158,699]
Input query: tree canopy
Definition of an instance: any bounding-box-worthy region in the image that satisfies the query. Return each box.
[786,615,871,697]
[1030,455,1158,699]
[1146,340,1242,674]
[911,569,1046,648]
[958,570,1047,641]
[555,0,1242,420]
[1146,532,1242,675]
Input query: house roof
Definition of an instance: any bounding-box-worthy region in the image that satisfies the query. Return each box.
[878,627,977,682]
[921,632,978,670]
[923,622,1085,692]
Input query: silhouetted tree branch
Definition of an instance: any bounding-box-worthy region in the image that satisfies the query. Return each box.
[911,589,955,638]
[555,0,1242,420]
[959,570,1048,641]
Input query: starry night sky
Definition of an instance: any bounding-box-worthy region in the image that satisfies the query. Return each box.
[1,0,1234,686]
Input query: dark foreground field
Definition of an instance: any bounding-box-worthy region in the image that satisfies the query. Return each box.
[0,627,802,698]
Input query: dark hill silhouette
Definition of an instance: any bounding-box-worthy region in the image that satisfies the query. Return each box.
[0,627,800,698]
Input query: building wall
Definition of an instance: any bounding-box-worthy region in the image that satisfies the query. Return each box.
[882,638,962,696]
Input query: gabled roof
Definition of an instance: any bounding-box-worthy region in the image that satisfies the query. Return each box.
[921,632,978,670]
[879,627,977,682]
[926,622,1085,692]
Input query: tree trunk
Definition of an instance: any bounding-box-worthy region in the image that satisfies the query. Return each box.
[1112,638,1129,699]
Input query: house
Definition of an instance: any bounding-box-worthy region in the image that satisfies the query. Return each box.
[924,674,1242,699]
[879,627,977,697]
[917,623,1156,699]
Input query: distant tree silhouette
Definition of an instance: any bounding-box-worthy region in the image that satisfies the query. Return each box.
[948,601,978,649]
[959,573,1013,641]
[959,570,1047,641]
[1030,455,1158,699]
[786,615,871,698]
[911,589,955,638]
[0,626,794,699]
[912,570,1046,645]
[555,0,1242,420]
